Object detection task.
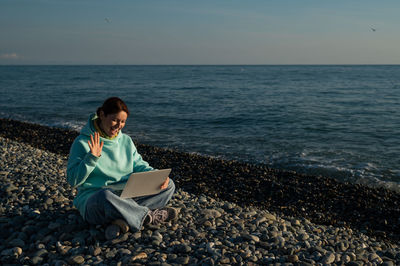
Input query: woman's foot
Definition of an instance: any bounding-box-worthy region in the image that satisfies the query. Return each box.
[143,207,179,226]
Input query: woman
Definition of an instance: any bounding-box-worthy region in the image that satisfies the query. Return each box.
[67,97,177,236]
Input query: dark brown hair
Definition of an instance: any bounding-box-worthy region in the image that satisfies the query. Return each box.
[96,97,130,117]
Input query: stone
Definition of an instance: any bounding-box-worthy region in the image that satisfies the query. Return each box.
[292,219,301,226]
[0,171,10,176]
[133,232,141,239]
[68,255,85,264]
[382,261,395,266]
[288,254,299,263]
[92,247,101,256]
[264,213,276,221]
[298,233,309,241]
[0,248,13,256]
[369,253,382,263]
[111,233,129,244]
[5,184,18,193]
[219,257,230,264]
[175,256,190,264]
[347,261,364,266]
[322,252,335,264]
[202,209,222,218]
[175,244,192,253]
[48,222,61,230]
[8,238,25,248]
[57,244,71,255]
[13,247,22,256]
[254,217,267,225]
[118,248,131,256]
[242,233,260,243]
[31,256,43,265]
[105,250,116,259]
[54,260,68,266]
[112,219,129,233]
[341,254,351,263]
[105,224,120,240]
[131,252,147,261]
[46,198,54,205]
[203,221,213,227]
[34,248,48,258]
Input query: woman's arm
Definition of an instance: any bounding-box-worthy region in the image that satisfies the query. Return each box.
[132,143,154,173]
[66,136,100,187]
[130,139,169,189]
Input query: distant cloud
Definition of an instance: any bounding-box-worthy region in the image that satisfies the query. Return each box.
[0,53,19,59]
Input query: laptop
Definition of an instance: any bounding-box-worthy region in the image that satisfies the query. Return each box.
[105,169,171,198]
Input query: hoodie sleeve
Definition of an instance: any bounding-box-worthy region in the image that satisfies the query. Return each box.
[132,142,154,173]
[67,137,100,187]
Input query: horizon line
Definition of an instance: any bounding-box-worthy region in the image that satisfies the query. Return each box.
[1,63,400,66]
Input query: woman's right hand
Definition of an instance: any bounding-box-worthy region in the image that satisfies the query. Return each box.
[88,132,104,157]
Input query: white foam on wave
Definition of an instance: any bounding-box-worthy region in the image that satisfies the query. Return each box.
[267,150,400,193]
[0,112,85,133]
[47,121,85,132]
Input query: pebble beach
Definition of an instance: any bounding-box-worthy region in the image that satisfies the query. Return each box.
[1,119,400,265]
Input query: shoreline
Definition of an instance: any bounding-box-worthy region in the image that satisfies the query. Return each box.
[1,118,400,243]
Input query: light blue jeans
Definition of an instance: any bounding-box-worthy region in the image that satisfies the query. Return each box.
[84,179,175,231]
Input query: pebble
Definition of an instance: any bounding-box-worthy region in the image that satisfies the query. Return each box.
[91,246,101,256]
[31,256,43,265]
[131,252,147,261]
[1,135,400,265]
[288,254,299,263]
[105,224,120,240]
[202,209,222,218]
[242,233,260,242]
[112,219,129,233]
[8,238,25,248]
[175,256,190,264]
[322,252,336,264]
[68,255,85,264]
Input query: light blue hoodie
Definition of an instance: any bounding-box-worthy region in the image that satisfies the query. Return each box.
[67,114,153,218]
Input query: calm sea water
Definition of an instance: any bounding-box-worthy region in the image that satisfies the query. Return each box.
[1,65,399,190]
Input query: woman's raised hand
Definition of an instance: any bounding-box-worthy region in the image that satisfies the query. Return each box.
[88,132,104,157]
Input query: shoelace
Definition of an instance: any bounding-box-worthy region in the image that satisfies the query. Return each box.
[150,209,168,224]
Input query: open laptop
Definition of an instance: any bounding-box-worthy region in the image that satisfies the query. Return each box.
[105,169,171,198]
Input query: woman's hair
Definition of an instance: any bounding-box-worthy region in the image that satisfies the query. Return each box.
[96,97,130,117]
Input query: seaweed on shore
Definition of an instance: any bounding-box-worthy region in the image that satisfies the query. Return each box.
[1,118,400,243]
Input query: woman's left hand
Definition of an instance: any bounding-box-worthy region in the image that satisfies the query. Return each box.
[160,176,169,190]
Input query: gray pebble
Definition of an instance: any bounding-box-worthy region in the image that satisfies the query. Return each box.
[31,256,43,265]
[175,256,190,264]
[68,255,85,264]
[105,224,120,240]
[322,252,335,264]
[382,261,395,266]
[8,238,25,248]
[242,233,260,242]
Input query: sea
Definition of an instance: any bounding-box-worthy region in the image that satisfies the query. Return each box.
[0,65,399,191]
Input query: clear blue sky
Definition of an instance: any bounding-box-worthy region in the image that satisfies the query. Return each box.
[1,0,399,65]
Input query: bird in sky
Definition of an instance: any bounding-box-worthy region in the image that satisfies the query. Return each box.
[370,27,377,32]
[105,18,111,23]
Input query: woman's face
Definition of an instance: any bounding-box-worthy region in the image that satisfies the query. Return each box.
[99,110,128,137]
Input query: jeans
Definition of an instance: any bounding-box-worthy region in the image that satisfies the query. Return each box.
[84,179,175,231]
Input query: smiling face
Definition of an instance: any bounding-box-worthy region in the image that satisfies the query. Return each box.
[99,110,128,137]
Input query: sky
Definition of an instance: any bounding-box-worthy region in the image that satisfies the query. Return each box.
[1,0,399,65]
